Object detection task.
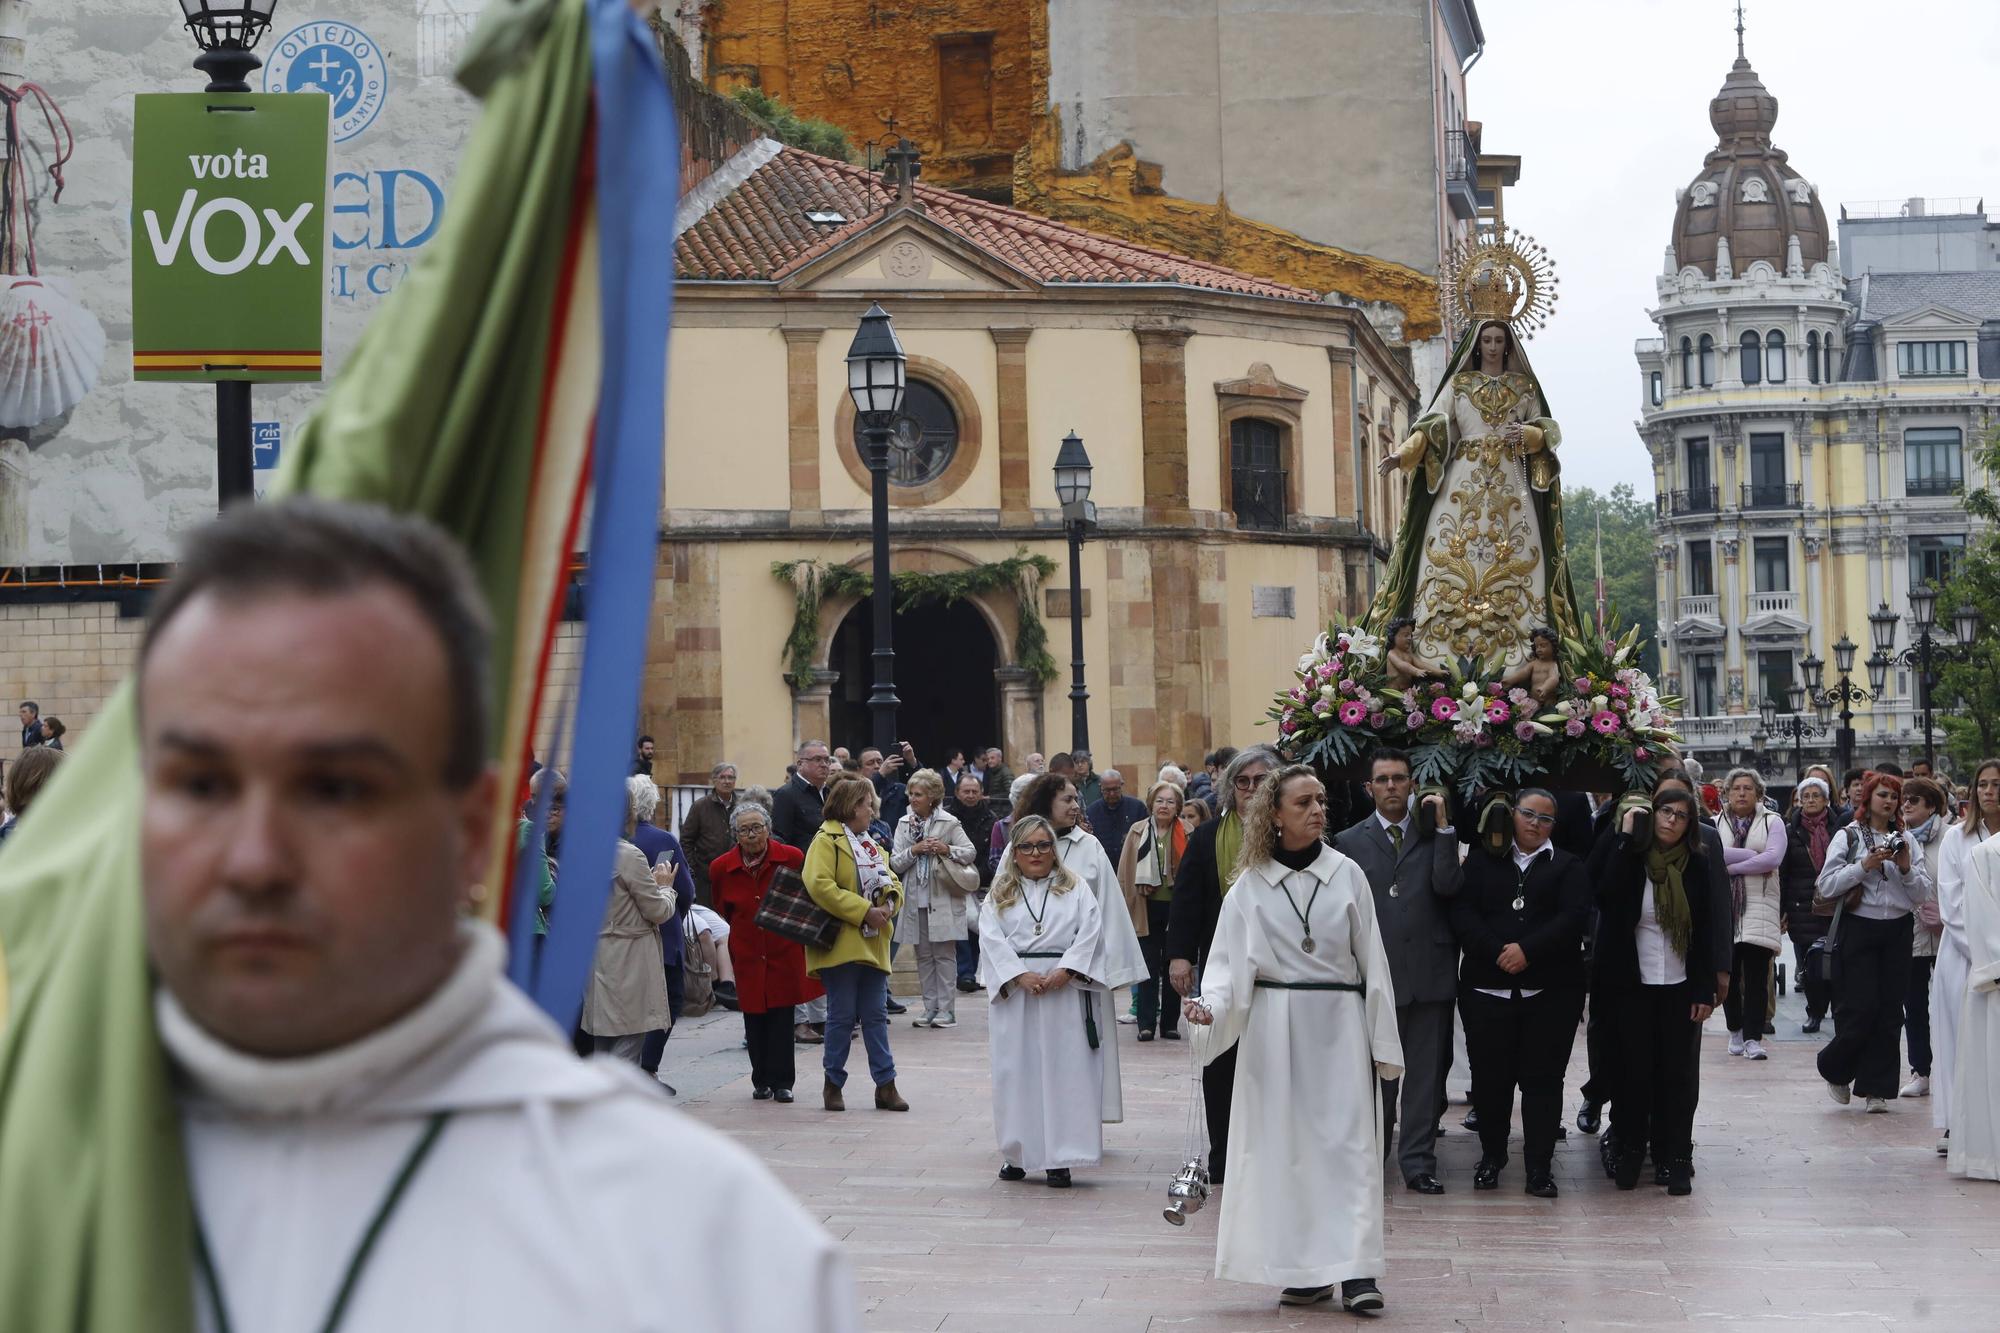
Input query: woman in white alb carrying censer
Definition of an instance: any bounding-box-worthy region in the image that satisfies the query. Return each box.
[977,815,1106,1188]
[1185,765,1402,1316]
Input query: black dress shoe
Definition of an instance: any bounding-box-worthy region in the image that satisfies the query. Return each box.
[1045,1168,1072,1188]
[1473,1160,1501,1191]
[1577,1101,1602,1135]
[998,1164,1027,1181]
[1802,1016,1823,1034]
[1462,1108,1481,1132]
[1405,1173,1445,1195]
[1524,1169,1558,1199]
[1160,1028,1181,1040]
[1654,1161,1670,1187]
[885,997,908,1015]
[1613,1150,1645,1191]
[773,1088,794,1103]
[957,978,980,993]
[752,1086,773,1101]
[1340,1278,1384,1314]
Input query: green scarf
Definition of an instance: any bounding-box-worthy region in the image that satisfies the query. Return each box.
[1216,811,1245,893]
[1645,837,1694,961]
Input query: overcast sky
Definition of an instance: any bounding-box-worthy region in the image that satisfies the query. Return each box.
[1469,0,2000,496]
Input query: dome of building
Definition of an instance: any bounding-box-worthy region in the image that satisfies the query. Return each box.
[1668,53,1829,281]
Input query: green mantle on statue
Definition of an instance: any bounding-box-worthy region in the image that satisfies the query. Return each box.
[1363,320,1586,669]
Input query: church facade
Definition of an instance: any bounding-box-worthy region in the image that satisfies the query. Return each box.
[1639,44,1997,774]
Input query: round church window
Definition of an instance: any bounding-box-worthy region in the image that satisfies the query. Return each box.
[854,378,958,487]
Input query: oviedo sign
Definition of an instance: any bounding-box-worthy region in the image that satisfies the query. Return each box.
[131,93,329,383]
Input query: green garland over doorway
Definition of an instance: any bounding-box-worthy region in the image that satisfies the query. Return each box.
[771,550,1061,687]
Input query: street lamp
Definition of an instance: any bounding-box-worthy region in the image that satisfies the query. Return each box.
[845,302,907,754]
[1805,635,1869,779]
[1761,685,1824,778]
[1879,585,1984,773]
[175,0,281,509]
[1054,430,1095,752]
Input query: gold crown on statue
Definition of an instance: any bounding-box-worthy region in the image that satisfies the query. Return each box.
[1443,224,1559,342]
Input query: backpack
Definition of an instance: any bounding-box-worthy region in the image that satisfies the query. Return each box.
[680,912,717,1017]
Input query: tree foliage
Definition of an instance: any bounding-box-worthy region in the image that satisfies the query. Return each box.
[1560,483,1661,676]
[1930,425,2000,773]
[729,87,852,161]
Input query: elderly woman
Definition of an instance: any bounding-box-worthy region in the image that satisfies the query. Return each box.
[1118,779,1187,1042]
[978,814,1107,1187]
[581,783,679,1064]
[803,775,908,1112]
[1719,769,1787,1063]
[711,801,820,1102]
[892,769,980,1029]
[1184,766,1400,1314]
[1817,772,1930,1112]
[1597,788,1717,1194]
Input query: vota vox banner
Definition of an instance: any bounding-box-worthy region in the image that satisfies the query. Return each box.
[131,93,329,382]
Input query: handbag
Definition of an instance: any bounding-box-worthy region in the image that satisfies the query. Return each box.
[681,912,717,1017]
[1810,894,1846,992]
[754,862,842,949]
[940,850,980,896]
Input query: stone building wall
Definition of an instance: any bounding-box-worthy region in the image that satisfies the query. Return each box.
[0,599,146,750]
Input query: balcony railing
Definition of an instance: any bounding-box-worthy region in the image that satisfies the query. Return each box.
[1231,466,1288,532]
[1676,595,1719,621]
[1745,590,1796,619]
[1444,128,1477,220]
[1656,485,1719,518]
[1740,481,1802,509]
[1907,475,1963,498]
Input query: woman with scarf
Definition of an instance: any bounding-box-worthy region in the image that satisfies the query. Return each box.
[1816,772,1930,1112]
[1718,769,1787,1063]
[1932,760,2000,1154]
[891,769,980,1029]
[1781,777,1846,1033]
[711,801,820,1102]
[1117,779,1188,1042]
[1596,788,1716,1194]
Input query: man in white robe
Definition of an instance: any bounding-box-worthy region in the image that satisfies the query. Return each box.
[133,500,856,1332]
[1949,832,2000,1181]
[1187,768,1401,1315]
[976,818,1106,1184]
[1052,790,1149,1122]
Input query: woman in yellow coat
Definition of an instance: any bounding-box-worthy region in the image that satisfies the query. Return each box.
[803,775,908,1113]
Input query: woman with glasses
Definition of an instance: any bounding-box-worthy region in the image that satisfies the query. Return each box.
[977,815,1106,1188]
[1596,790,1717,1194]
[711,802,819,1102]
[1449,788,1591,1198]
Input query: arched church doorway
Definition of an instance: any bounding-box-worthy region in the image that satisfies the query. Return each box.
[829,597,998,772]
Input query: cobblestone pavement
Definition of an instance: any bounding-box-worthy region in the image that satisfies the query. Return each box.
[660,958,1998,1331]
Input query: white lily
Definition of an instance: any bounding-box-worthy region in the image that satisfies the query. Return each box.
[1341,628,1383,663]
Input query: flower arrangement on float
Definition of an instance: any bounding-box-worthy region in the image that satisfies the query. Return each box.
[1268,615,1682,796]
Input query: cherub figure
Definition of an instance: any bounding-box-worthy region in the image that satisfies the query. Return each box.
[1502,626,1564,709]
[1383,616,1445,692]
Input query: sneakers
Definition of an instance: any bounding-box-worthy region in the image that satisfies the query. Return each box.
[1340,1279,1385,1314]
[1279,1285,1334,1307]
[1900,1073,1931,1098]
[931,1013,958,1029]
[1826,1081,1851,1105]
[1116,1012,1138,1025]
[913,1012,938,1029]
[1743,1039,1768,1061]
[1727,1031,1745,1056]
[1865,1097,1889,1113]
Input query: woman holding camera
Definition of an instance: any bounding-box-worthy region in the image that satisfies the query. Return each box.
[1815,772,1931,1112]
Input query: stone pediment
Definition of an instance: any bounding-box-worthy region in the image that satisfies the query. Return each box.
[1740,612,1811,641]
[783,213,1040,295]
[1882,302,1978,330]
[1673,612,1726,642]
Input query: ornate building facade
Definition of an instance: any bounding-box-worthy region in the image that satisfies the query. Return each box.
[1639,45,1998,775]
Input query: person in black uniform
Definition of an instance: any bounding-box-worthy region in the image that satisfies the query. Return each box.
[1450,787,1590,1198]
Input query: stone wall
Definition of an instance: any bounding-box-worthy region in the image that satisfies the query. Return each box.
[0,598,145,749]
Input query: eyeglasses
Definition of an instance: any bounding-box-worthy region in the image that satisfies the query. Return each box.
[1516,810,1556,828]
[1015,840,1056,854]
[1654,808,1690,825]
[1368,774,1412,785]
[1233,773,1267,791]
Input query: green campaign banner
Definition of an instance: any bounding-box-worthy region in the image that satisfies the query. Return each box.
[131,92,328,383]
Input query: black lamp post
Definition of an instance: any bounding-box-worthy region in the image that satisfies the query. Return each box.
[1760,683,1824,779]
[1875,587,1983,773]
[178,0,279,510]
[845,303,908,755]
[1054,430,1095,752]
[1806,635,1872,781]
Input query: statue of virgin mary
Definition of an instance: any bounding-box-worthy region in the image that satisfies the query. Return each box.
[1364,241,1585,673]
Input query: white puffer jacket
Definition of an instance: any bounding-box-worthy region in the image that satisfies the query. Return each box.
[1722,808,1786,953]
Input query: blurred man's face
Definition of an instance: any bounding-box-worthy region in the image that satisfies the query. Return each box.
[139,586,494,1058]
[713,766,737,799]
[1101,775,1124,804]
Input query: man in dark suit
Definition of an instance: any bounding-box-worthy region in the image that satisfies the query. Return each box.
[1336,748,1461,1194]
[1167,743,1280,1184]
[771,739,833,1040]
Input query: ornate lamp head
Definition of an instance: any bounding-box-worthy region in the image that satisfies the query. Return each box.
[1442,224,1559,342]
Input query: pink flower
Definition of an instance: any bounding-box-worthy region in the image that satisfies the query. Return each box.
[1488,682,1505,697]
[1312,699,1332,717]
[1430,697,1458,722]
[1472,731,1494,748]
[1406,712,1425,731]
[1369,712,1388,729]
[1508,687,1532,706]
[1338,700,1369,726]
[1289,686,1308,703]
[1339,679,1358,695]
[1430,682,1449,696]
[1486,701,1512,724]
[1279,718,1299,735]
[1564,718,1588,738]
[1591,710,1621,735]
[1609,683,1631,699]
[1574,677,1592,693]
[1515,720,1540,742]
[1635,747,1651,762]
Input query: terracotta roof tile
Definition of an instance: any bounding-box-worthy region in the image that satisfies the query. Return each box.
[675,145,1325,304]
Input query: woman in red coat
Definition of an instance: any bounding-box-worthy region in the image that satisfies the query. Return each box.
[711,802,824,1102]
